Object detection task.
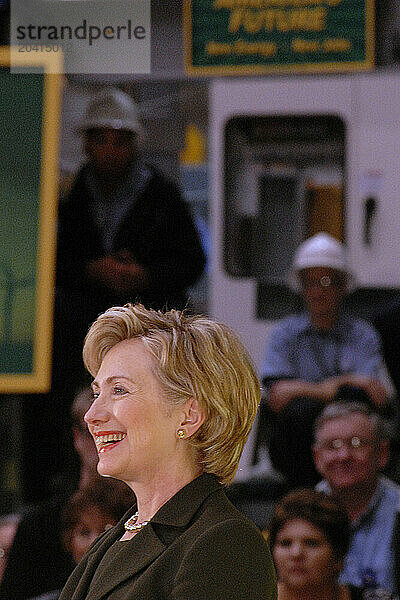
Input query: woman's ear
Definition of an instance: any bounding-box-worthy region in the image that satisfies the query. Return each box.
[178,397,205,438]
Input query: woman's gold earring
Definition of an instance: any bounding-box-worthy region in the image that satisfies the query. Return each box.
[177,429,185,439]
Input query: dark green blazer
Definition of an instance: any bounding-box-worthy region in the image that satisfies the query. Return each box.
[59,473,277,600]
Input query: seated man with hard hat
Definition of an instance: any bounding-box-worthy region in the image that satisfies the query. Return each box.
[55,87,206,388]
[262,232,392,488]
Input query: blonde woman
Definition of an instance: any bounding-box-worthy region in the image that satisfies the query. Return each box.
[59,303,277,600]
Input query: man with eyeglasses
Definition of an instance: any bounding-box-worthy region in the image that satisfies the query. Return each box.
[261,233,392,487]
[314,401,400,596]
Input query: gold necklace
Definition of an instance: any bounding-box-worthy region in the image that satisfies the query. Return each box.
[124,511,150,532]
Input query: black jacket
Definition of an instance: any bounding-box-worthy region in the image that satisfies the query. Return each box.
[56,164,206,313]
[59,474,277,600]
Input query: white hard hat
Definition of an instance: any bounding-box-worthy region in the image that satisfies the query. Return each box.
[77,88,143,135]
[290,232,353,289]
[288,233,356,291]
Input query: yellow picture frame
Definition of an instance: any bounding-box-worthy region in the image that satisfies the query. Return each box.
[0,47,62,392]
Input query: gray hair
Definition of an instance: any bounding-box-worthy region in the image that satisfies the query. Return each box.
[313,401,386,442]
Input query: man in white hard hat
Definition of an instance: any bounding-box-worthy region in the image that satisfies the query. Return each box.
[261,232,391,487]
[55,87,206,386]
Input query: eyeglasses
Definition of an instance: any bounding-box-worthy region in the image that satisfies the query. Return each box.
[315,436,375,453]
[301,275,340,290]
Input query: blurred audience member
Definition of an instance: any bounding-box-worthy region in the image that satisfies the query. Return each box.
[268,488,394,599]
[0,514,21,584]
[313,402,400,595]
[28,479,135,600]
[69,387,99,489]
[0,388,134,600]
[62,480,132,563]
[262,233,391,487]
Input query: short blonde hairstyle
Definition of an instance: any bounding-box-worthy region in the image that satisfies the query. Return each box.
[83,303,261,485]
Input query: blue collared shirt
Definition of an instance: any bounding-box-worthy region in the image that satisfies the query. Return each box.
[262,312,383,382]
[317,477,400,594]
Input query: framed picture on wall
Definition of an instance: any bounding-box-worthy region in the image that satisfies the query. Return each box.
[0,47,62,391]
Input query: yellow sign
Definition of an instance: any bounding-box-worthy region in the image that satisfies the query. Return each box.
[0,47,62,391]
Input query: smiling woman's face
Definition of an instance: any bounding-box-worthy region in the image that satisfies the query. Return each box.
[273,518,340,593]
[84,338,184,486]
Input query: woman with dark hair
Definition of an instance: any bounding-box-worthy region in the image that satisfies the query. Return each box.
[29,478,135,600]
[268,488,394,600]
